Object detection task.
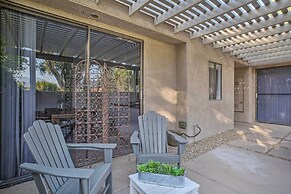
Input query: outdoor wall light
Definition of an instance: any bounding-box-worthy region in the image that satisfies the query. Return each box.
[89,13,99,20]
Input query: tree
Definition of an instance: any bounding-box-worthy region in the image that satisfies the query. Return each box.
[0,38,28,75]
[111,67,133,92]
[36,60,73,91]
[36,81,60,91]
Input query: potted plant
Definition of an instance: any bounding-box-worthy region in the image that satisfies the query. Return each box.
[137,160,185,188]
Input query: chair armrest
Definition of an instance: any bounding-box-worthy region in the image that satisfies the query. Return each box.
[67,143,117,150]
[67,143,116,164]
[131,131,140,156]
[130,131,140,144]
[20,163,94,179]
[167,131,188,144]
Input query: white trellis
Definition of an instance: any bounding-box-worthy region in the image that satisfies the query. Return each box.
[115,0,291,65]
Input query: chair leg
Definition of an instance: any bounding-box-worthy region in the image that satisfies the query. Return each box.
[105,172,112,194]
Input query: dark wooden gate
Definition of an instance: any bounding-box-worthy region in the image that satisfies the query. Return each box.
[257,66,291,126]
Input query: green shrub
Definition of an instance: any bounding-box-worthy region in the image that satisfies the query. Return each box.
[137,160,185,176]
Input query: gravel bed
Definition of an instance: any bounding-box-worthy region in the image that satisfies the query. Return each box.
[168,129,240,162]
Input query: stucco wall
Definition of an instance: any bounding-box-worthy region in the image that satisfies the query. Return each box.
[176,43,187,130]
[143,39,177,128]
[8,0,236,139]
[234,67,255,123]
[184,40,235,141]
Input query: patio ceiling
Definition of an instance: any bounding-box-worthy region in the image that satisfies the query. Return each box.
[2,9,140,67]
[35,18,141,66]
[115,0,291,66]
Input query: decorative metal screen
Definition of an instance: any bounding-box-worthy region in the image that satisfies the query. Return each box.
[74,60,132,166]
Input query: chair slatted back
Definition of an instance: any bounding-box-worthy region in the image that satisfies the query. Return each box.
[138,111,167,154]
[24,120,75,193]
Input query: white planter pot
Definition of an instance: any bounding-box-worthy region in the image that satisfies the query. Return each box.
[138,172,185,188]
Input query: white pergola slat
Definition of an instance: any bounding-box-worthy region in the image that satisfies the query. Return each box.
[213,23,291,48]
[230,38,291,56]
[203,12,291,44]
[175,0,254,33]
[129,0,153,16]
[155,0,203,26]
[223,31,291,52]
[237,44,291,59]
[115,0,291,66]
[190,0,290,39]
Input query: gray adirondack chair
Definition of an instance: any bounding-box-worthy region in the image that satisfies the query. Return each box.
[20,120,116,194]
[131,111,188,167]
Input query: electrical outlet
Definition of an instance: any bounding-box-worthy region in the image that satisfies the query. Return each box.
[179,121,187,129]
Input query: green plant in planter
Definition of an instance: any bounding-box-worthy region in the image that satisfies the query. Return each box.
[137,160,185,176]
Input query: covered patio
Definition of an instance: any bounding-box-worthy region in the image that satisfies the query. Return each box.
[1,0,291,193]
[1,123,291,193]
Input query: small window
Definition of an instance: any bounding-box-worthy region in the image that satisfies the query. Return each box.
[209,62,222,100]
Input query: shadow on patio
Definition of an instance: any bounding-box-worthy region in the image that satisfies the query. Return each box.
[1,122,291,194]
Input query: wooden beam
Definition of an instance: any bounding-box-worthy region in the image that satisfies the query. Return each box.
[237,45,291,58]
[222,31,291,52]
[175,0,253,33]
[154,0,203,25]
[249,56,291,65]
[36,52,80,63]
[190,0,290,38]
[5,47,139,70]
[214,23,291,48]
[248,52,291,63]
[36,51,140,70]
[230,39,291,55]
[129,0,153,16]
[244,49,291,61]
[203,12,291,44]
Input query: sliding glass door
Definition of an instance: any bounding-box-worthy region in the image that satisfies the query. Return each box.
[0,7,141,186]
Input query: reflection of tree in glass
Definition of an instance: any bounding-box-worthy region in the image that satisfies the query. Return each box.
[36,60,73,91]
[0,38,28,75]
[36,81,60,91]
[111,67,133,92]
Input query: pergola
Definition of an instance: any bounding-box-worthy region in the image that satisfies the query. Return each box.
[115,0,291,66]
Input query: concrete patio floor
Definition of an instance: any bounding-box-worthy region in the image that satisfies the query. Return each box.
[1,122,290,194]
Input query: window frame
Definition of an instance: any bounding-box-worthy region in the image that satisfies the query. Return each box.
[209,61,222,101]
